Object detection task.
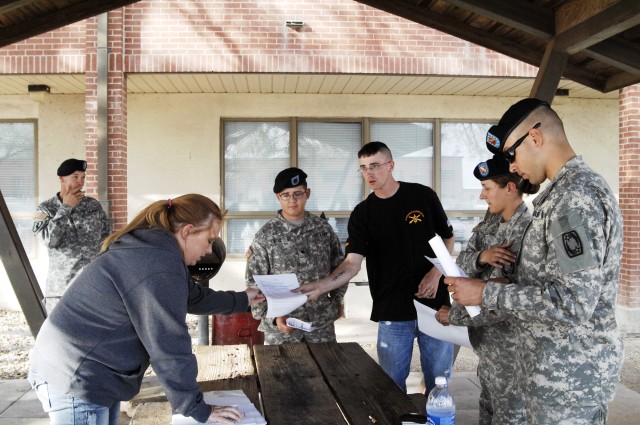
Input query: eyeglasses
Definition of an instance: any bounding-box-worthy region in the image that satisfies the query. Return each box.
[357,161,391,174]
[278,191,306,201]
[504,122,541,164]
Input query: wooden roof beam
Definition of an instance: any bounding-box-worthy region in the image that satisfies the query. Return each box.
[355,0,607,91]
[555,0,640,54]
[530,40,568,103]
[0,0,142,48]
[443,0,554,39]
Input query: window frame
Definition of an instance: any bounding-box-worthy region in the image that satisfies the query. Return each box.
[220,117,497,257]
[0,119,39,259]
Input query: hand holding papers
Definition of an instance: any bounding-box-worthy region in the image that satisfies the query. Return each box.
[427,235,481,318]
[286,317,314,332]
[172,390,266,425]
[414,301,471,348]
[253,273,307,318]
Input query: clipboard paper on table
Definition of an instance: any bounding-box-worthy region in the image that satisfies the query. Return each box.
[253,273,307,318]
[172,390,266,425]
[427,235,481,318]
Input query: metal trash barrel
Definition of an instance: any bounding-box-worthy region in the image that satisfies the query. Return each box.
[212,312,263,347]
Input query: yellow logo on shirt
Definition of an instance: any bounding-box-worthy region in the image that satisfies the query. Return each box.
[405,210,425,224]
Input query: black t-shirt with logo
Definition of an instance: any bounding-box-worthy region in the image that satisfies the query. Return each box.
[346,182,454,321]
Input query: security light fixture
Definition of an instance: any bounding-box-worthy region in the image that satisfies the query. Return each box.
[28,84,50,102]
[285,21,304,28]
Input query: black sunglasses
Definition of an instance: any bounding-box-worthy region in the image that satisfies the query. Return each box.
[504,122,541,163]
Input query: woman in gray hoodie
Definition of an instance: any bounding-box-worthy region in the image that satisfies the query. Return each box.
[29,193,263,424]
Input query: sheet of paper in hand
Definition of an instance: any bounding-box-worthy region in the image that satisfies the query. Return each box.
[427,235,481,317]
[286,317,313,332]
[253,273,307,318]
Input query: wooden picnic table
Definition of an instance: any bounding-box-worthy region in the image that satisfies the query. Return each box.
[130,342,421,425]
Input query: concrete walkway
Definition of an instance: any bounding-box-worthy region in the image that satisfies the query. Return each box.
[1,317,638,424]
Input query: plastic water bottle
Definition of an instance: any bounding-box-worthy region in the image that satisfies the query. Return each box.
[426,376,455,425]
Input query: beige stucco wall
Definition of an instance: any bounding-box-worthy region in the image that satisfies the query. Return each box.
[126,93,620,318]
[0,92,621,314]
[1,94,86,310]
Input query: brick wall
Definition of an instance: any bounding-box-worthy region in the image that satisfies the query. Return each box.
[1,0,538,78]
[123,0,538,76]
[0,21,86,73]
[619,84,640,310]
[83,12,129,230]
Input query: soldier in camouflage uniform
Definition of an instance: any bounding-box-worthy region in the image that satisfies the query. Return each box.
[246,167,345,344]
[439,155,536,424]
[33,158,111,314]
[446,98,623,424]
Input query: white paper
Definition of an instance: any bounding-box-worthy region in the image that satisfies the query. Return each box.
[172,390,266,425]
[286,317,313,332]
[253,273,307,318]
[428,235,481,317]
[414,300,471,348]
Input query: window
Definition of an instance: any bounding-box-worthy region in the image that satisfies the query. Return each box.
[0,121,37,257]
[441,122,494,254]
[222,118,494,256]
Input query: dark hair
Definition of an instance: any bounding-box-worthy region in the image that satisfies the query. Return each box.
[101,193,224,253]
[358,141,393,159]
[492,175,539,195]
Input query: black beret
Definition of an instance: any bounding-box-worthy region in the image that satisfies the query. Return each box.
[473,155,514,181]
[486,98,549,154]
[273,167,308,193]
[57,158,87,176]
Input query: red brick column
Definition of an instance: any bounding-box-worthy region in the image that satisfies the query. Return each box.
[84,12,128,231]
[619,83,640,333]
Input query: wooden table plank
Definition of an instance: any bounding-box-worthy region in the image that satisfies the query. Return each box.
[254,343,348,425]
[308,342,420,425]
[195,344,260,408]
[195,344,255,380]
[131,344,259,424]
[129,401,172,425]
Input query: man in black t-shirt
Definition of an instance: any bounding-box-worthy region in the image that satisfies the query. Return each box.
[296,141,455,395]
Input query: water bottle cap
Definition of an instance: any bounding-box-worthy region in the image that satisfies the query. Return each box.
[435,376,447,385]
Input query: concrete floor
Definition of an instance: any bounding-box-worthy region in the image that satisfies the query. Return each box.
[1,317,638,424]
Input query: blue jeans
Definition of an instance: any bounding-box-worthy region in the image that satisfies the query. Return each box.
[377,320,454,395]
[28,370,120,425]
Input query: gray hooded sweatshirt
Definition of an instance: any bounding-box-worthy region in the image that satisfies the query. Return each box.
[30,227,248,423]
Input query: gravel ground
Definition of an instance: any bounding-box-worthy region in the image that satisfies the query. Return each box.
[1,309,639,394]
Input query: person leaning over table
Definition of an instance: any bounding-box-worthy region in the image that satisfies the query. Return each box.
[33,158,112,314]
[445,98,624,425]
[294,141,455,396]
[437,154,537,425]
[246,167,346,344]
[28,194,264,425]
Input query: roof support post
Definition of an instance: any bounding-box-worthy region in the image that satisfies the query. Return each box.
[530,39,569,103]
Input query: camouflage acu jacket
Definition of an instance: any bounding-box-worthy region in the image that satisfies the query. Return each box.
[483,156,624,406]
[246,211,345,332]
[34,194,112,299]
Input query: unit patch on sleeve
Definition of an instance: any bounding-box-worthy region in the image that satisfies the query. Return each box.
[562,230,583,258]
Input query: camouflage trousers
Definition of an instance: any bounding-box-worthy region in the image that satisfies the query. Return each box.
[476,357,526,424]
[263,322,336,345]
[527,398,607,425]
